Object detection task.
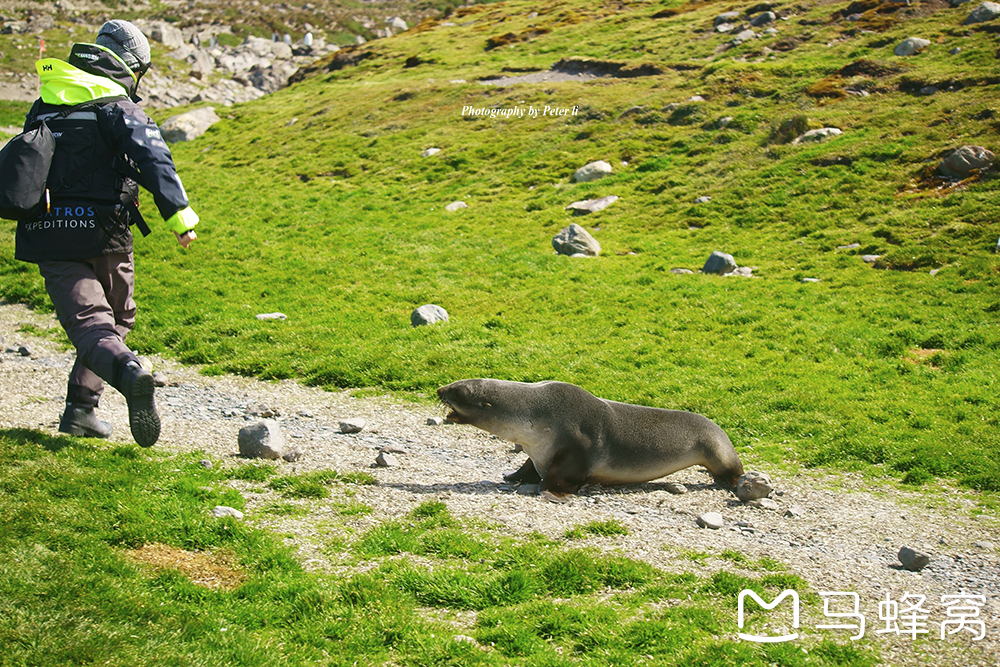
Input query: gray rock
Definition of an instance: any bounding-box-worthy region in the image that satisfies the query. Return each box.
[152,371,169,387]
[898,546,932,572]
[664,481,688,494]
[427,416,447,426]
[256,312,287,320]
[553,223,601,257]
[445,201,468,212]
[565,195,619,215]
[792,128,842,144]
[422,147,441,157]
[716,23,736,33]
[749,498,780,510]
[572,160,612,183]
[516,483,540,496]
[732,29,757,45]
[862,255,881,263]
[379,445,407,454]
[751,11,776,26]
[714,11,741,26]
[727,266,755,278]
[147,21,185,49]
[17,344,31,357]
[694,196,712,204]
[938,145,995,178]
[238,420,285,460]
[965,1,1000,23]
[198,459,213,469]
[701,250,737,275]
[785,505,806,518]
[388,17,409,31]
[717,117,733,129]
[697,512,725,529]
[737,471,774,502]
[282,449,304,462]
[670,268,694,274]
[212,506,244,519]
[411,304,449,327]
[376,452,398,467]
[802,277,820,283]
[894,37,930,57]
[973,541,994,550]
[339,418,367,434]
[160,106,220,143]
[837,243,861,250]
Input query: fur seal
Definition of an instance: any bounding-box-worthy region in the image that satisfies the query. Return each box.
[438,378,744,501]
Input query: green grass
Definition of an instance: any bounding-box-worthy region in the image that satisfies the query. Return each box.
[1,0,999,497]
[0,430,879,666]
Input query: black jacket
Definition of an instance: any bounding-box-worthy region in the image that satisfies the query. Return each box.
[15,44,191,262]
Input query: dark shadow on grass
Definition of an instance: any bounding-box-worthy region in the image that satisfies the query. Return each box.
[0,427,88,453]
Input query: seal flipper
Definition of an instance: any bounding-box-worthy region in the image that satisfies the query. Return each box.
[539,447,589,498]
[503,457,542,484]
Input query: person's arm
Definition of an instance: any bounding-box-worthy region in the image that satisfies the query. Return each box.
[102,101,199,244]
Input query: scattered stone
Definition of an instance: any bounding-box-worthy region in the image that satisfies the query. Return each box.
[785,505,806,518]
[737,471,774,502]
[445,201,468,212]
[898,546,932,572]
[379,445,407,454]
[427,416,447,425]
[152,371,169,387]
[894,37,930,57]
[238,420,285,460]
[422,147,441,157]
[792,128,842,144]
[553,223,601,257]
[862,255,881,263]
[749,498,780,510]
[565,195,619,215]
[802,277,820,283]
[375,451,398,467]
[974,541,994,550]
[339,418,367,434]
[160,106,221,143]
[247,404,279,418]
[714,11,741,26]
[920,86,938,96]
[198,459,213,469]
[717,116,733,129]
[837,243,861,250]
[17,344,31,357]
[387,16,409,31]
[751,11,777,26]
[701,250,737,275]
[727,266,755,278]
[687,95,706,103]
[697,512,725,529]
[256,312,287,320]
[716,23,736,33]
[732,30,757,45]
[938,145,994,178]
[664,481,688,494]
[282,449,304,463]
[212,506,244,519]
[964,1,1000,24]
[694,196,712,204]
[572,160,613,183]
[147,21,185,49]
[950,47,962,55]
[670,268,694,274]
[411,304,449,327]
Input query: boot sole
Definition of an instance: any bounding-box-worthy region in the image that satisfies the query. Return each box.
[127,371,160,448]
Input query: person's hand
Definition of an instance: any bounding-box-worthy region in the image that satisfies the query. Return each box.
[175,230,197,248]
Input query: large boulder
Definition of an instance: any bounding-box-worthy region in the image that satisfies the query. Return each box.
[160,107,220,142]
[701,251,737,274]
[938,145,995,178]
[553,223,601,257]
[894,37,930,56]
[964,1,1000,23]
[572,160,612,183]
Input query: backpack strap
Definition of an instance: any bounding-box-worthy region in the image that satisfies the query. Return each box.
[111,156,151,237]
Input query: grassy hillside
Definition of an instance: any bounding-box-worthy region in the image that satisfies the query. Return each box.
[2,0,999,493]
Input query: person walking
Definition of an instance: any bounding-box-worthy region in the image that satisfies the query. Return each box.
[15,20,200,447]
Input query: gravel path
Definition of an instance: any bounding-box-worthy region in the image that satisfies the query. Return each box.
[1,301,997,665]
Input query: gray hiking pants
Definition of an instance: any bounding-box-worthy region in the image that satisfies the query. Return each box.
[36,253,139,408]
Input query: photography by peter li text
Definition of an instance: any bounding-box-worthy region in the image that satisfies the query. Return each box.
[737,589,991,643]
[461,105,579,119]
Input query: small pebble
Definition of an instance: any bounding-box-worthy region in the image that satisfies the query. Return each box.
[376,452,398,467]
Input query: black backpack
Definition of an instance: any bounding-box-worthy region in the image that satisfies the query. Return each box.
[0,118,57,220]
[0,97,150,234]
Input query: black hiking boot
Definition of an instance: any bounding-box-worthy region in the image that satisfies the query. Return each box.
[59,403,113,439]
[117,360,160,447]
